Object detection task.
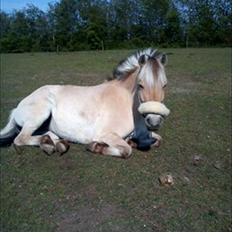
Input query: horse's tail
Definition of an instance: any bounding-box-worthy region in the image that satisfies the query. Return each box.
[0,109,19,146]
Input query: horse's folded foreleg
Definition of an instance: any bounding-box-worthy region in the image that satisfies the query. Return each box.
[126,132,162,149]
[86,133,132,159]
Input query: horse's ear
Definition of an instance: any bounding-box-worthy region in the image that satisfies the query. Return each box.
[138,54,148,66]
[158,53,168,66]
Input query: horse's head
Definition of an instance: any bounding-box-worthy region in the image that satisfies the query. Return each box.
[114,48,168,130]
[136,50,167,102]
[136,50,168,130]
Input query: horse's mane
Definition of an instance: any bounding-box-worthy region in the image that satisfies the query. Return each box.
[113,48,160,80]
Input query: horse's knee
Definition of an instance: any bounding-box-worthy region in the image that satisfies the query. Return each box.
[117,145,132,159]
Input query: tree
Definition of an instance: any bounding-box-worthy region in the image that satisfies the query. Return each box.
[164,2,182,45]
[0,0,231,52]
[213,0,232,45]
[53,0,79,50]
[77,0,108,49]
[141,0,170,44]
[25,5,49,51]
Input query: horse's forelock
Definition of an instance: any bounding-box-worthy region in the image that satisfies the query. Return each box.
[139,62,155,87]
[139,55,167,88]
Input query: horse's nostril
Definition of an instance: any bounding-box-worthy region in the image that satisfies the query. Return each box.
[147,116,153,126]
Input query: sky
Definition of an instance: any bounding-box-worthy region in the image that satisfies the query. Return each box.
[1,0,59,12]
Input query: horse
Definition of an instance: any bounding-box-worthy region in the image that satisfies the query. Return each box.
[0,48,168,158]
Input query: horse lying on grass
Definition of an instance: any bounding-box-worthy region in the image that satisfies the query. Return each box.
[0,48,170,158]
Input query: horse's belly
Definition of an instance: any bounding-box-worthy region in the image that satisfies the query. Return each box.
[49,114,96,144]
[50,110,133,144]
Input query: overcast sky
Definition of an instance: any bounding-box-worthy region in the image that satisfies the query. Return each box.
[1,0,59,12]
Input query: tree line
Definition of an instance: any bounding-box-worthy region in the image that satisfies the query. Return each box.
[0,0,231,53]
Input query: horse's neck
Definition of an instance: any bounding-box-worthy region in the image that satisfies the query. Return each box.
[106,70,138,97]
[118,72,138,93]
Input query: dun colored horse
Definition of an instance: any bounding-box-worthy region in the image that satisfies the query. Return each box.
[0,48,169,158]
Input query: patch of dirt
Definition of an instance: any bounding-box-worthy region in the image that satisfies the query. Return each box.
[55,203,126,232]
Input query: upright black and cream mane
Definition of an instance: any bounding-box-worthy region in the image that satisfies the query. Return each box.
[113,48,161,80]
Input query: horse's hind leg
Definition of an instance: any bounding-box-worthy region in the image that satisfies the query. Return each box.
[14,128,69,155]
[87,133,132,159]
[13,115,56,153]
[14,124,45,147]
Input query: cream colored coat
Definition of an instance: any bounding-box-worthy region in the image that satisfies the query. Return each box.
[0,48,168,158]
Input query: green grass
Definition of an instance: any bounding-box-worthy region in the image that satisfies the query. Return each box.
[0,48,231,232]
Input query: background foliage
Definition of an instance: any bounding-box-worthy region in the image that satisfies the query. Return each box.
[0,0,231,52]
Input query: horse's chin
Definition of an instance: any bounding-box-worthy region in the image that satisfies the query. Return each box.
[144,114,164,131]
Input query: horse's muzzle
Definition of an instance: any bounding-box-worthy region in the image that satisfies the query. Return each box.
[144,114,164,130]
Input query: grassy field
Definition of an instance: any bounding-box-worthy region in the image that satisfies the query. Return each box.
[0,48,231,232]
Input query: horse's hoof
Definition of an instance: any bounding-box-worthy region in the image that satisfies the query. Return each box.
[56,140,70,156]
[153,139,161,148]
[40,135,56,155]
